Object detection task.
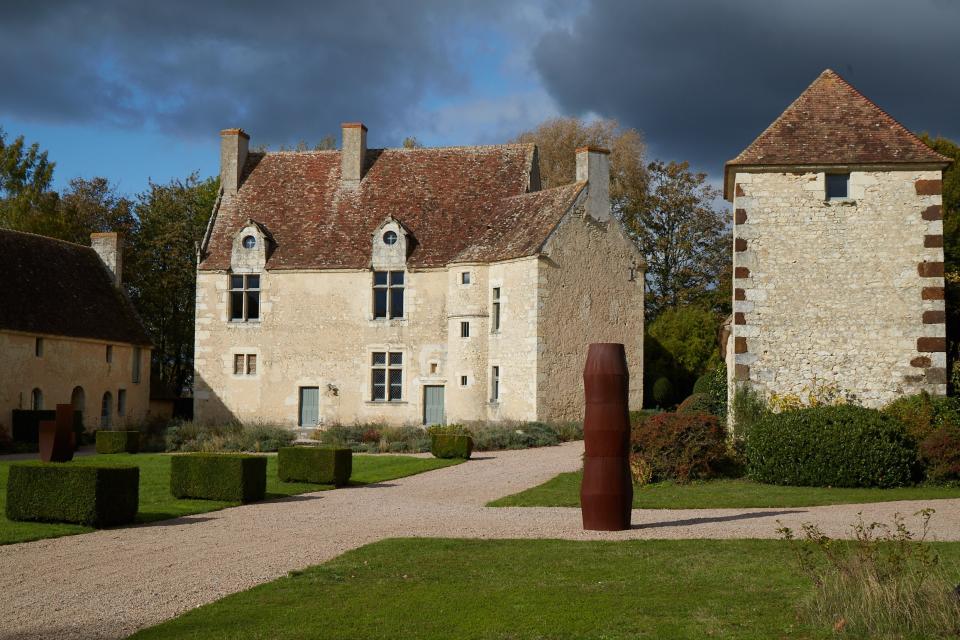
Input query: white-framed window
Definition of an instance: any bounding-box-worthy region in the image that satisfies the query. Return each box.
[31,388,43,410]
[35,337,43,357]
[491,366,500,402]
[826,173,849,200]
[117,389,126,417]
[233,354,257,376]
[373,271,404,319]
[229,274,261,322]
[461,271,471,285]
[132,347,142,384]
[460,321,470,338]
[371,351,403,401]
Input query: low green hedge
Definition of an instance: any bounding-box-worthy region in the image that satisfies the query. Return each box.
[95,430,140,454]
[170,453,267,502]
[5,462,139,526]
[431,434,473,459]
[277,447,352,485]
[746,405,916,488]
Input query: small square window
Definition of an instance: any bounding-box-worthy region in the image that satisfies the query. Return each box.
[430,362,438,374]
[234,354,245,375]
[246,354,257,375]
[461,272,471,284]
[460,375,468,387]
[460,321,470,338]
[826,173,849,199]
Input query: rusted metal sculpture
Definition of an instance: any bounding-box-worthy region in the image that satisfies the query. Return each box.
[581,343,632,531]
[38,404,75,463]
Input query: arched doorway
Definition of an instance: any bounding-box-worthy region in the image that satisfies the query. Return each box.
[71,386,85,429]
[101,391,112,429]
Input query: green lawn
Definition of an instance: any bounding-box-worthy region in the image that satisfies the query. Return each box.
[488,471,960,509]
[0,453,460,545]
[129,538,960,639]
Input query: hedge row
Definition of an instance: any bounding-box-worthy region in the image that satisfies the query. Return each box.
[170,453,266,502]
[5,462,139,527]
[430,434,473,459]
[95,430,140,454]
[745,405,915,488]
[278,447,352,485]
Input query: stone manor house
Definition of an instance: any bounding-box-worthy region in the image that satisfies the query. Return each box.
[193,124,644,427]
[0,230,152,433]
[726,69,952,409]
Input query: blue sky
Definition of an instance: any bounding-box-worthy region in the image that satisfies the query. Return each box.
[1,0,957,196]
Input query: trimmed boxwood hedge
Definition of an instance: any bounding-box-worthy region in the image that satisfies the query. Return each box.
[277,447,352,485]
[431,434,473,459]
[170,453,267,503]
[5,462,139,527]
[746,405,916,488]
[95,430,140,454]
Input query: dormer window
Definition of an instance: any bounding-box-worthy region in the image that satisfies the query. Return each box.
[242,235,257,249]
[826,173,849,200]
[383,231,398,245]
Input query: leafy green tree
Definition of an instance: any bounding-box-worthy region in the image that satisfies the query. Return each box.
[624,160,730,317]
[126,175,219,394]
[645,304,724,406]
[0,127,58,233]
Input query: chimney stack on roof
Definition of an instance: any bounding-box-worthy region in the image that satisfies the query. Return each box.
[576,146,611,223]
[220,128,250,196]
[91,232,123,287]
[341,122,368,188]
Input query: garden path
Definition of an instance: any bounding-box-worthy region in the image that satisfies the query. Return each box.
[2,440,959,639]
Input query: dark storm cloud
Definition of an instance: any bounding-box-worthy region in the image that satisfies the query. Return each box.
[533,0,960,174]
[0,0,514,145]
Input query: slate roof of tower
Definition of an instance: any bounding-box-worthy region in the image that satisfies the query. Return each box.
[199,144,585,271]
[724,69,951,198]
[0,229,152,345]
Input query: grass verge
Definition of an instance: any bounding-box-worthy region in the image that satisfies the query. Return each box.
[129,538,960,640]
[0,453,459,545]
[487,471,960,509]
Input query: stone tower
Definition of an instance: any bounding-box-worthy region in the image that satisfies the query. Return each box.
[725,69,952,411]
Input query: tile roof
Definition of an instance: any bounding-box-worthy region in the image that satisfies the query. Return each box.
[199,144,581,271]
[725,69,951,198]
[0,229,152,345]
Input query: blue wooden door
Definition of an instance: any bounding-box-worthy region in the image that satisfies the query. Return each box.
[299,387,319,426]
[423,386,445,426]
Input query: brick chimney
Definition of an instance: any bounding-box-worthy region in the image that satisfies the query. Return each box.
[220,128,250,196]
[576,146,611,222]
[341,122,367,188]
[91,232,123,287]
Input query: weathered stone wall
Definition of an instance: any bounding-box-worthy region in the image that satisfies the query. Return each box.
[730,169,946,408]
[0,330,151,433]
[537,205,645,421]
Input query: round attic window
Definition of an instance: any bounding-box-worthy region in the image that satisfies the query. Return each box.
[383,230,398,246]
[242,235,257,249]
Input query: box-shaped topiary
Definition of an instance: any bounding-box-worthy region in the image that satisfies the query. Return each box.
[170,453,267,502]
[5,462,139,527]
[746,405,917,488]
[430,431,473,460]
[95,430,140,454]
[277,447,352,485]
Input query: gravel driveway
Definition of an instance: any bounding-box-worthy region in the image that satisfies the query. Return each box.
[1,440,959,639]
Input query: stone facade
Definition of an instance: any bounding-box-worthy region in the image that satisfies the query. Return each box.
[194,129,644,428]
[0,331,151,432]
[728,169,946,407]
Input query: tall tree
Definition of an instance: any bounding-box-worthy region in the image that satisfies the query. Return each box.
[126,175,218,394]
[511,117,648,217]
[0,127,58,233]
[54,177,136,244]
[623,160,729,317]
